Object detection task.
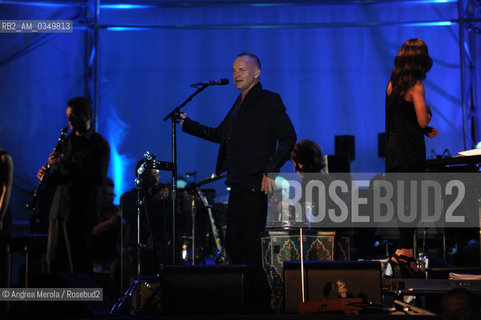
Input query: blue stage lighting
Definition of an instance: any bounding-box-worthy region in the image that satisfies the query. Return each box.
[411,0,456,2]
[0,1,79,7]
[409,21,453,27]
[100,4,154,9]
[110,145,125,205]
[106,26,153,31]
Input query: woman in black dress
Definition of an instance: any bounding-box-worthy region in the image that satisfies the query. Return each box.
[385,38,438,276]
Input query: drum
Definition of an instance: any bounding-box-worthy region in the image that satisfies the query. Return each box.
[175,188,226,265]
[261,229,335,311]
[145,159,174,171]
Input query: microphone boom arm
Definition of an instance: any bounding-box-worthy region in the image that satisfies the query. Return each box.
[163,84,209,122]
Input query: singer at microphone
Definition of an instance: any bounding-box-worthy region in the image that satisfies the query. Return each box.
[177,52,296,281]
[190,78,229,87]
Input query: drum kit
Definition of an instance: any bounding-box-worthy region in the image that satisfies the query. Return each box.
[127,151,227,264]
[111,151,228,314]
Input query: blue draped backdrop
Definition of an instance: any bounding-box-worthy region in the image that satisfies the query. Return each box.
[0,0,477,233]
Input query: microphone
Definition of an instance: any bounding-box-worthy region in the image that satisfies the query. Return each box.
[190,78,229,87]
[137,162,146,176]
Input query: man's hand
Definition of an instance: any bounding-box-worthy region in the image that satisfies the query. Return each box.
[427,127,439,138]
[175,110,188,126]
[423,126,439,139]
[37,152,63,180]
[37,165,48,180]
[48,152,63,165]
[261,174,276,195]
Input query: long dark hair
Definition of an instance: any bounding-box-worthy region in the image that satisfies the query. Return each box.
[387,38,432,105]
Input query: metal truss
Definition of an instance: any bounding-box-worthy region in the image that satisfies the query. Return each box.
[2,0,480,145]
[458,0,481,149]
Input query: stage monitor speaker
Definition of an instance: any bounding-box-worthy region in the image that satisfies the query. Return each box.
[335,135,355,161]
[28,272,112,318]
[160,265,247,315]
[378,132,386,158]
[284,261,382,313]
[324,155,351,173]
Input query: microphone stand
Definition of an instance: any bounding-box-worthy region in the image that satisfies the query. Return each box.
[110,160,160,315]
[163,84,209,264]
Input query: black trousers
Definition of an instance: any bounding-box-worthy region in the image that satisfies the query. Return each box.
[225,185,271,312]
[225,185,267,265]
[47,219,93,274]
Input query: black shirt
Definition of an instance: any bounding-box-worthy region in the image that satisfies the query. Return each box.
[183,82,297,187]
[47,127,110,225]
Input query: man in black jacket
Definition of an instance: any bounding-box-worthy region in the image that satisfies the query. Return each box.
[179,52,296,267]
[38,97,110,274]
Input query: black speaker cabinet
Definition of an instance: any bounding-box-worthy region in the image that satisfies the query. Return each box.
[335,135,355,161]
[324,155,351,173]
[28,272,112,318]
[160,265,247,315]
[284,261,381,313]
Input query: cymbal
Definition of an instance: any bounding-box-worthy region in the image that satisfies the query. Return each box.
[196,174,226,188]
